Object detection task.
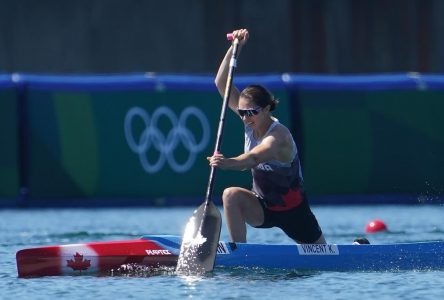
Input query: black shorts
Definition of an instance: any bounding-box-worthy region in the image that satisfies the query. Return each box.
[254,194,323,243]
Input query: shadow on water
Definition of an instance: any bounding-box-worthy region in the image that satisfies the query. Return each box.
[214,266,319,281]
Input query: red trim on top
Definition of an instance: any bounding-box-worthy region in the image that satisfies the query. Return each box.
[267,188,303,212]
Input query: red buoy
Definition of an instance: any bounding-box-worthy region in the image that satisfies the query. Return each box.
[365,219,388,233]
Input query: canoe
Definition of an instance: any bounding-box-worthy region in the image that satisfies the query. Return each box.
[16,235,444,277]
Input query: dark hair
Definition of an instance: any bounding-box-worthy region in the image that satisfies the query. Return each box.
[239,85,279,111]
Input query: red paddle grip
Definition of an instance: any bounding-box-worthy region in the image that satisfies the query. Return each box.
[226,33,234,41]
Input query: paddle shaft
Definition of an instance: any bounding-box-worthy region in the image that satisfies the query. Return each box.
[204,38,240,205]
[176,35,240,274]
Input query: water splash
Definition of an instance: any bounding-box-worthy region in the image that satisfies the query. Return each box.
[176,215,207,275]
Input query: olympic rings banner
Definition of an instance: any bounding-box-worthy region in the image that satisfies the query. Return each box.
[1,73,444,206]
[15,74,291,205]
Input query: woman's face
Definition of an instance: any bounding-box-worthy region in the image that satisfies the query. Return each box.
[238,97,265,129]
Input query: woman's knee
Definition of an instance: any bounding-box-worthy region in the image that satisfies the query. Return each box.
[222,187,243,207]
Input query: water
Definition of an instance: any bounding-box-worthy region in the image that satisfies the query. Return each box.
[1,205,444,299]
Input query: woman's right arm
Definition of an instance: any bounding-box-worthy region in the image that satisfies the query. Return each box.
[214,29,249,112]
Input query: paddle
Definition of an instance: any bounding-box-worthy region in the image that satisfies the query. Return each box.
[176,34,240,275]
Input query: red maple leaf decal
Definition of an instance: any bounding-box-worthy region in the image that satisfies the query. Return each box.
[67,252,91,271]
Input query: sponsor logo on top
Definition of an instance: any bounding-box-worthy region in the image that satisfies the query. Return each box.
[256,163,273,171]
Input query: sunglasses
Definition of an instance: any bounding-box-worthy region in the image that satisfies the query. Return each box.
[237,107,262,117]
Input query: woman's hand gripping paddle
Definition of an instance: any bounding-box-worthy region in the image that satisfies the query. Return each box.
[176,34,240,275]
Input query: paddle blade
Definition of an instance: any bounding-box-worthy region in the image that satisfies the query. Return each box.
[176,201,222,274]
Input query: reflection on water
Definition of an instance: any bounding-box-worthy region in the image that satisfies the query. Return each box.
[108,262,319,281]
